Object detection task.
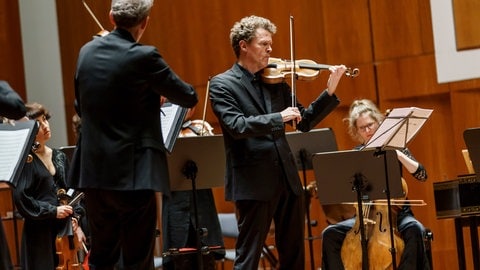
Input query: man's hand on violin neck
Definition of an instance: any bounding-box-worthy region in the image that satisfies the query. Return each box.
[327,65,347,95]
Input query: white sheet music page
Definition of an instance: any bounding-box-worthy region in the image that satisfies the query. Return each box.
[364,107,433,149]
[0,128,30,181]
[161,103,178,146]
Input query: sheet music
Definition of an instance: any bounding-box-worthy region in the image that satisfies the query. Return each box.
[364,107,433,149]
[0,129,30,181]
[160,102,187,153]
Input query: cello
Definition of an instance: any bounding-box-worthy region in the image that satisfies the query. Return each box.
[340,178,408,270]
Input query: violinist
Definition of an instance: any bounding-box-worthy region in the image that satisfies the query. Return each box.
[71,0,198,268]
[13,102,86,270]
[209,15,346,269]
[321,99,430,270]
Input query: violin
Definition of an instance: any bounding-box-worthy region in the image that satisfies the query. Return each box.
[56,190,86,270]
[262,57,360,84]
[180,119,214,137]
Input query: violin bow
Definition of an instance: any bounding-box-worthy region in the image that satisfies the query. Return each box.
[81,0,108,36]
[289,15,297,130]
[200,77,211,136]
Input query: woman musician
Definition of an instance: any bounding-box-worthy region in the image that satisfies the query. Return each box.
[13,103,86,269]
[321,99,430,270]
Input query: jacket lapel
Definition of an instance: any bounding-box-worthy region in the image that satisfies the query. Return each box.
[232,65,267,113]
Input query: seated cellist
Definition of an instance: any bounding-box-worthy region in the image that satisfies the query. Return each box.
[320,99,430,270]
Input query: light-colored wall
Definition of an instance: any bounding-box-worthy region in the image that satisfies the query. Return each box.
[18,0,67,148]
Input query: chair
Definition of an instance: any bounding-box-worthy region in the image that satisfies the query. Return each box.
[217,213,278,269]
[154,256,163,269]
[424,227,434,269]
[217,213,238,267]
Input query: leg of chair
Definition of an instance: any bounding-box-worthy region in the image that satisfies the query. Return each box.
[424,228,434,270]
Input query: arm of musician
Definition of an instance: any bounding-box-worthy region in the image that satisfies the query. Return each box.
[395,149,427,181]
[396,150,418,174]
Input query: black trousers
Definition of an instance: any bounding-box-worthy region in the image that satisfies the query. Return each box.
[234,174,305,270]
[85,189,157,270]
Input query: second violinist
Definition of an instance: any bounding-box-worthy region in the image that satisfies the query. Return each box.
[209,15,346,269]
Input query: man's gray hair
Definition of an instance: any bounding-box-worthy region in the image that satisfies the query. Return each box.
[111,0,153,28]
[230,15,277,58]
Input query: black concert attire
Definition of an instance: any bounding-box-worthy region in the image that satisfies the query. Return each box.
[72,27,197,269]
[14,149,82,270]
[0,80,26,120]
[321,148,430,270]
[209,63,340,269]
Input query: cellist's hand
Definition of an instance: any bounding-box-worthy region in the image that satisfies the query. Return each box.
[326,65,347,96]
[56,205,73,219]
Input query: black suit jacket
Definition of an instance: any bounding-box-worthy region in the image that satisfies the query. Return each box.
[0,80,26,119]
[71,28,198,193]
[209,63,339,201]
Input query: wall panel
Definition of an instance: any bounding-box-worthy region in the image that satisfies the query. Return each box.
[0,0,26,99]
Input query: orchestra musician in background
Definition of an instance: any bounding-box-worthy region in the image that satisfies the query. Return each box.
[161,105,225,269]
[209,15,346,269]
[70,0,198,268]
[13,102,86,270]
[0,80,27,270]
[321,99,430,270]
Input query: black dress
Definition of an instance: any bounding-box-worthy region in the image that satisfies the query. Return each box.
[13,149,71,270]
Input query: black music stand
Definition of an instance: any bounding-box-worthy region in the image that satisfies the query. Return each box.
[312,149,403,270]
[286,128,338,270]
[165,135,225,270]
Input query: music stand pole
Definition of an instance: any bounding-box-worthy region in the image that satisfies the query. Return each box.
[374,149,398,270]
[300,149,316,270]
[351,173,369,270]
[181,160,205,270]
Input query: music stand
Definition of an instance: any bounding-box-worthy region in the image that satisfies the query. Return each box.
[312,149,403,270]
[167,135,225,191]
[464,128,480,181]
[362,107,433,150]
[165,135,226,270]
[286,128,338,170]
[286,128,338,270]
[0,120,39,187]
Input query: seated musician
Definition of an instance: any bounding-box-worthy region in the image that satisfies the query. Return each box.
[321,99,430,270]
[161,105,225,269]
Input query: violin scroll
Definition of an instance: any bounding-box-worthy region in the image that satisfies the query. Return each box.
[345,67,360,78]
